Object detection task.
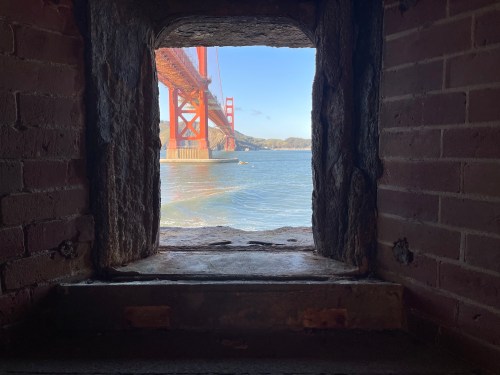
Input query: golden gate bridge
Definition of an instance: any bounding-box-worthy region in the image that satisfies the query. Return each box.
[156,47,235,160]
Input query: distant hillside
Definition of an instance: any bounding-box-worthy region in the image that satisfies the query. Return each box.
[159,121,311,151]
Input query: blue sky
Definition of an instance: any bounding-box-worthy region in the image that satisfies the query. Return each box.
[158,46,316,139]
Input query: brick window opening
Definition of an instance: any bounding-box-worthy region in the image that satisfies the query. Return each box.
[84,1,382,272]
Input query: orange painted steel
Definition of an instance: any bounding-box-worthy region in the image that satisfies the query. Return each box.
[224,97,235,151]
[156,47,234,153]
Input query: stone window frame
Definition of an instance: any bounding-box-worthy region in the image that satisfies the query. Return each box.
[78,0,382,275]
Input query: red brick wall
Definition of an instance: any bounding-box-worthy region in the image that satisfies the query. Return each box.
[378,0,500,371]
[0,0,93,329]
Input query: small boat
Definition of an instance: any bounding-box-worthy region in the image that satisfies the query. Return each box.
[238,161,249,165]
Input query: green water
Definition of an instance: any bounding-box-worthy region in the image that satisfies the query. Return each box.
[160,150,312,230]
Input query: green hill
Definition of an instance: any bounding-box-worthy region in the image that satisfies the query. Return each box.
[159,121,311,151]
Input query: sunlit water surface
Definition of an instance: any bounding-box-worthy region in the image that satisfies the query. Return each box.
[160,150,312,230]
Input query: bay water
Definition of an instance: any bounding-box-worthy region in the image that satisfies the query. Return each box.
[160,150,312,230]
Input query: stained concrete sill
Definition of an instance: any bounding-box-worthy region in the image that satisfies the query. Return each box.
[110,249,358,282]
[113,226,348,282]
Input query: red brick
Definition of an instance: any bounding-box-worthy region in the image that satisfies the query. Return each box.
[381,97,423,128]
[0,0,80,36]
[421,92,466,125]
[3,243,91,290]
[0,127,83,159]
[446,48,500,88]
[55,0,76,7]
[380,92,466,128]
[72,243,93,277]
[0,21,14,54]
[67,159,87,186]
[378,215,461,259]
[380,130,440,158]
[0,288,31,326]
[23,160,67,190]
[463,162,500,197]
[0,161,22,195]
[19,94,84,129]
[449,0,499,15]
[441,197,500,234]
[26,215,94,253]
[0,226,24,261]
[465,234,500,272]
[383,61,442,97]
[385,18,471,67]
[458,302,500,346]
[380,160,461,193]
[0,55,83,96]
[404,283,458,325]
[0,90,16,126]
[443,127,500,158]
[0,188,88,226]
[475,9,500,47]
[16,26,83,65]
[469,88,500,122]
[439,262,500,308]
[384,0,398,7]
[31,283,56,306]
[377,188,439,222]
[377,243,438,286]
[384,0,446,35]
[405,311,440,343]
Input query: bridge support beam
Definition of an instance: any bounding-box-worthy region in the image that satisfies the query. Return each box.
[224,97,235,151]
[168,87,179,153]
[167,47,211,160]
[225,136,235,151]
[196,47,209,152]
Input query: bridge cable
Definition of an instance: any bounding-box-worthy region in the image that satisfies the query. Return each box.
[215,47,224,105]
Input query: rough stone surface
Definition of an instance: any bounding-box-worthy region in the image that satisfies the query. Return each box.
[81,0,161,269]
[150,0,316,48]
[311,0,382,269]
[158,18,313,48]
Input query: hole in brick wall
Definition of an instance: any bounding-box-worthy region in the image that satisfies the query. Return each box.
[393,238,414,265]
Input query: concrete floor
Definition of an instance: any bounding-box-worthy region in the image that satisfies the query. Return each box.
[2,331,478,374]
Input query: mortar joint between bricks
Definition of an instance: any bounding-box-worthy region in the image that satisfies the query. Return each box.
[459,162,465,194]
[470,13,475,50]
[459,232,466,263]
[21,224,28,257]
[0,263,7,294]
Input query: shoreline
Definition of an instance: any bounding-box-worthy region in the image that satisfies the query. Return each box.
[217,148,311,152]
[159,226,314,248]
